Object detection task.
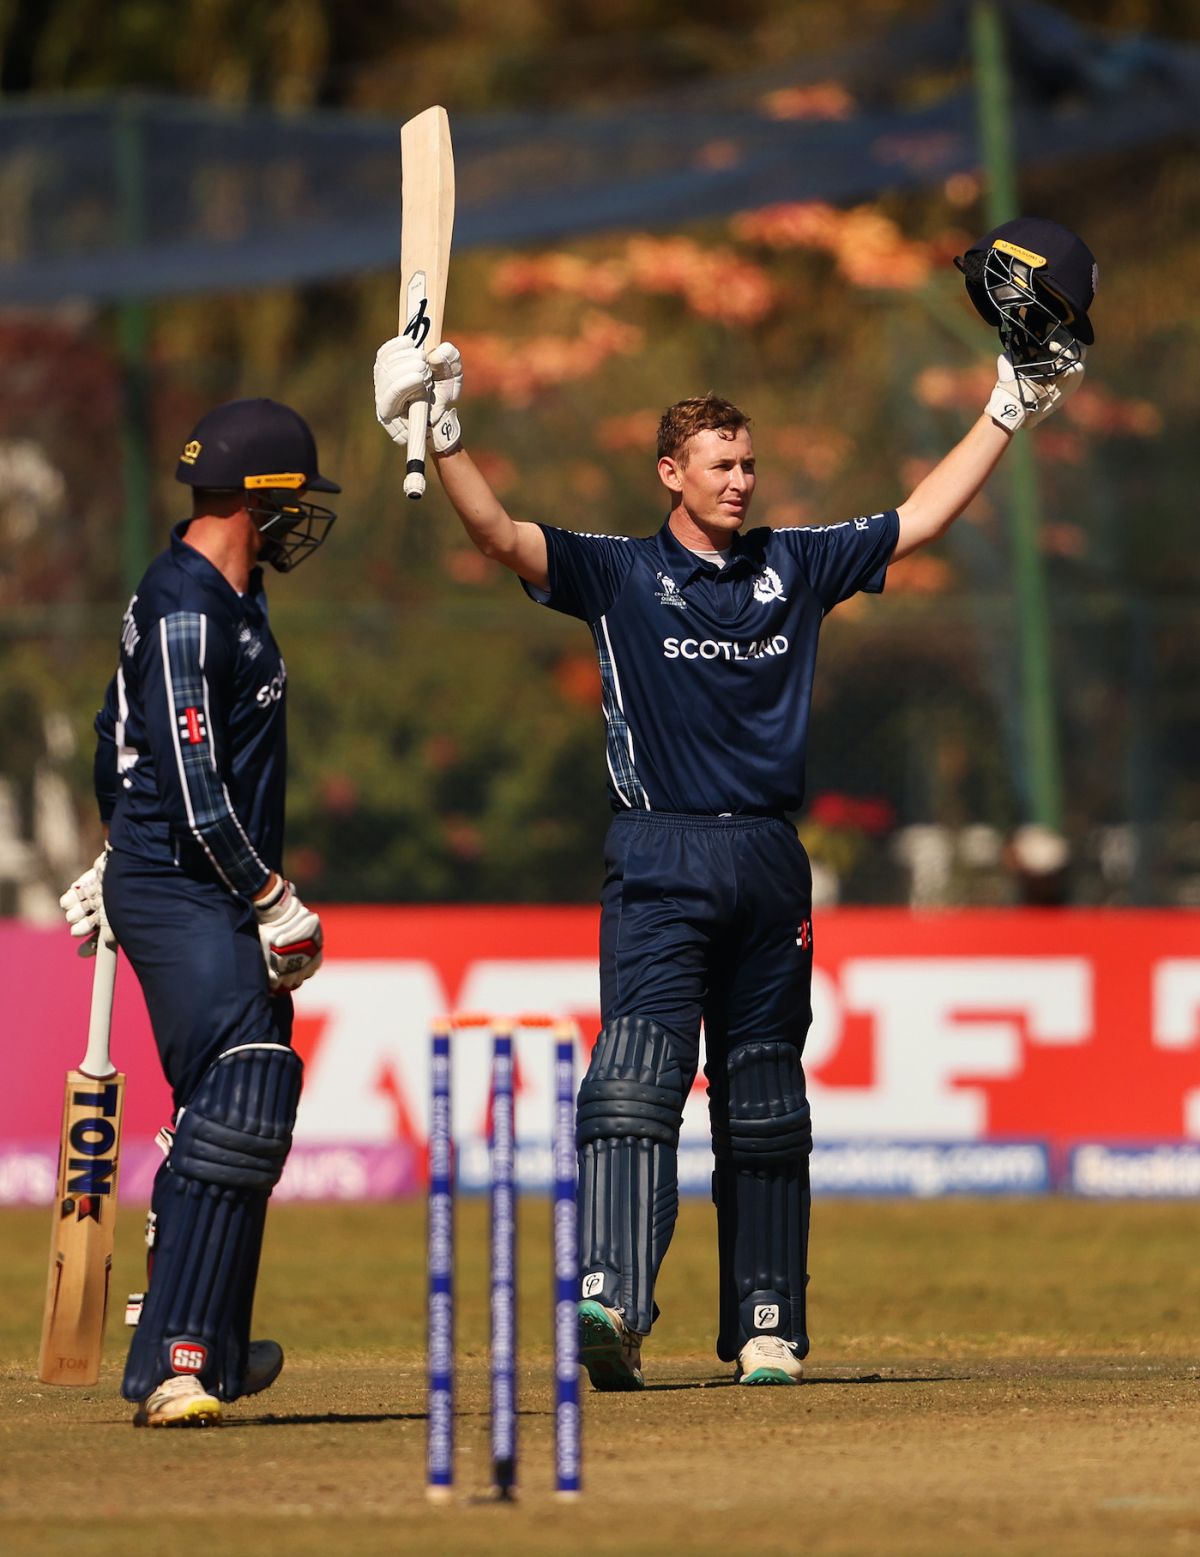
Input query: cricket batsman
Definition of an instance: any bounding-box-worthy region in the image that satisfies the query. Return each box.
[373,217,1095,1388]
[58,400,336,1425]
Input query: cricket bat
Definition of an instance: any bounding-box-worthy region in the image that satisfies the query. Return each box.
[38,931,124,1385]
[399,104,455,499]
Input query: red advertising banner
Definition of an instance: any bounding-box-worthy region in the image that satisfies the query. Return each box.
[4,909,1199,1199]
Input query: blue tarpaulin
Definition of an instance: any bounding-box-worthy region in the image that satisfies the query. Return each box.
[0,0,1194,306]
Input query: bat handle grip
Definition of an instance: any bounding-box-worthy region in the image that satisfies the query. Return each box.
[404,400,429,500]
[80,931,118,1080]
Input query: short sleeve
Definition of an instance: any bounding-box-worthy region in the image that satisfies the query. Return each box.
[521,525,636,623]
[774,510,900,611]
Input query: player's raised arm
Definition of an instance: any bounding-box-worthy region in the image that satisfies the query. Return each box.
[897,216,1096,563]
[893,349,1084,562]
[373,336,549,590]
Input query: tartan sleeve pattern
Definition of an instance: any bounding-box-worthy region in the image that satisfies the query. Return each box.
[151,611,271,897]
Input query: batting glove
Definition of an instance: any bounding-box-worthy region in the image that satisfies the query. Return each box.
[59,845,111,957]
[374,336,433,447]
[428,341,463,455]
[985,346,1085,433]
[254,878,324,993]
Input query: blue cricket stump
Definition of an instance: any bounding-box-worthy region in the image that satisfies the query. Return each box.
[490,1023,518,1499]
[552,1024,582,1499]
[426,1023,455,1502]
[426,1014,582,1503]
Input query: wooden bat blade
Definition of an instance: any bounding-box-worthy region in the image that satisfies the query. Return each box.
[39,934,123,1387]
[38,1069,125,1384]
[399,104,455,500]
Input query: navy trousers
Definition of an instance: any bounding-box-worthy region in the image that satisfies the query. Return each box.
[103,849,293,1110]
[586,811,815,1347]
[599,810,814,1068]
[104,848,296,1402]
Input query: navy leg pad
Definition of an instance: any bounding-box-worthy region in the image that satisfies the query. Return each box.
[122,1044,302,1402]
[577,1017,686,1335]
[577,1016,685,1146]
[710,1041,812,1361]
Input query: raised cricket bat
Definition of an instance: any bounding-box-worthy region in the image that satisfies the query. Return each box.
[399,104,455,499]
[38,931,124,1385]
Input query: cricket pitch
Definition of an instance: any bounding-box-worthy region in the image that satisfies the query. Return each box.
[3,1197,1198,1556]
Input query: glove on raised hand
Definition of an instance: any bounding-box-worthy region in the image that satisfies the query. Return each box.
[427,341,464,455]
[59,845,111,957]
[254,878,324,993]
[374,336,433,446]
[985,346,1085,433]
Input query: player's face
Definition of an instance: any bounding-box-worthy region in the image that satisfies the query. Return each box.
[660,427,756,535]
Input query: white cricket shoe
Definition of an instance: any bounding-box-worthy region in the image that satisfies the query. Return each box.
[578,1299,645,1391]
[133,1375,222,1428]
[735,1335,804,1386]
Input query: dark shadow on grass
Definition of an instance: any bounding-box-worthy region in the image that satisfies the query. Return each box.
[231,1405,577,1428]
[638,1371,960,1391]
[229,1410,426,1427]
[231,1374,961,1422]
[803,1373,960,1385]
[639,1377,735,1391]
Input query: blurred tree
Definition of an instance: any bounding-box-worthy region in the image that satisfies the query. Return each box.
[0,0,1195,904]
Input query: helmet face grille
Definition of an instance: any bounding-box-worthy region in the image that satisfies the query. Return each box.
[248,493,337,572]
[982,247,1084,382]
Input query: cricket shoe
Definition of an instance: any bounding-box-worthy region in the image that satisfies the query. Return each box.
[735,1335,804,1386]
[125,1301,281,1400]
[578,1299,645,1391]
[133,1375,222,1428]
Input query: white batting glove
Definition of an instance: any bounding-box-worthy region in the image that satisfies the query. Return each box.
[59,846,111,958]
[373,336,433,447]
[985,346,1085,433]
[254,878,324,993]
[428,341,463,455]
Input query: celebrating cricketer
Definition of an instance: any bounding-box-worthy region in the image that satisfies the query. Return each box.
[373,216,1095,1389]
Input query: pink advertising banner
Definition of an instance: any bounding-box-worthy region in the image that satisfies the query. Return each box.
[4,908,1199,1200]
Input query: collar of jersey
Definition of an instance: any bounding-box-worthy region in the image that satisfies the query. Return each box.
[171,522,266,610]
[655,518,758,584]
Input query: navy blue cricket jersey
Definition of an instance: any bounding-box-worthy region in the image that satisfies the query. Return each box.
[524,513,899,814]
[94,523,287,898]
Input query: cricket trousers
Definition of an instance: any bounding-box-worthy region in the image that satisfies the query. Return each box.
[103,849,293,1108]
[103,848,297,1401]
[578,811,815,1353]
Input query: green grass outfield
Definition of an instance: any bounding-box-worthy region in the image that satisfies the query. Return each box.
[3,1197,1198,1556]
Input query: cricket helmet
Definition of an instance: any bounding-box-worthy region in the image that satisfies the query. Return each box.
[955,217,1097,380]
[175,398,339,572]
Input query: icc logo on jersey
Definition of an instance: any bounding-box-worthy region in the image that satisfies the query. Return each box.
[238,622,263,662]
[655,572,688,609]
